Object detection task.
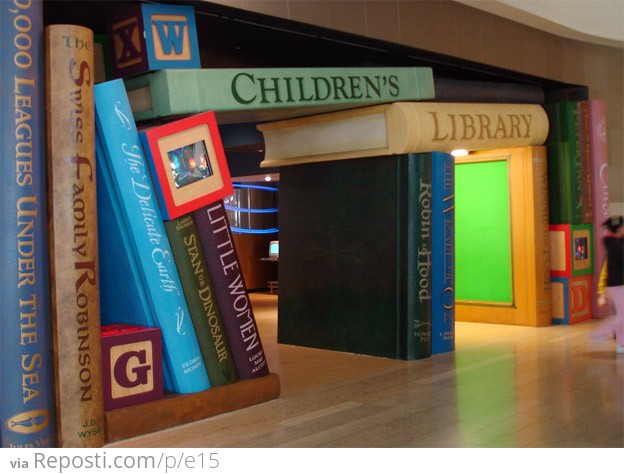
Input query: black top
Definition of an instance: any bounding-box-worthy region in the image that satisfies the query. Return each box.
[604,236,624,287]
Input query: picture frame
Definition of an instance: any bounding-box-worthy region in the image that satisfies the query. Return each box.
[140,111,233,220]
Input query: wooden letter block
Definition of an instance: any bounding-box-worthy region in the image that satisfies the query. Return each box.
[549,224,593,277]
[551,275,592,325]
[101,324,164,411]
[139,111,233,220]
[108,3,200,78]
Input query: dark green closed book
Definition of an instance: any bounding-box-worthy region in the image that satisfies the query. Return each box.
[278,153,432,360]
[544,102,584,224]
[165,215,238,386]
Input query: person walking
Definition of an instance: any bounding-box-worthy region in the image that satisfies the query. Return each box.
[593,215,624,353]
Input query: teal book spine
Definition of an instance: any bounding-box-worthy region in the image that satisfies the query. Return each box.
[431,152,455,354]
[403,153,433,360]
[94,79,210,394]
[0,0,57,448]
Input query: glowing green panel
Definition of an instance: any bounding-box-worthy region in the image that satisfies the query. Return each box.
[455,160,512,304]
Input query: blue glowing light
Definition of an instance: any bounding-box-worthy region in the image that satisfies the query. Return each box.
[224,205,279,214]
[233,183,278,192]
[230,227,279,235]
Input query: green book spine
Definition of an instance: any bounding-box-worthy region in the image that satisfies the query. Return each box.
[278,154,433,360]
[124,67,435,123]
[403,153,432,359]
[564,102,584,224]
[165,215,238,386]
[545,103,572,224]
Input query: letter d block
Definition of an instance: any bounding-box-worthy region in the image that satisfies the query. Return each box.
[107,3,200,78]
[551,275,592,325]
[549,224,593,277]
[101,324,164,411]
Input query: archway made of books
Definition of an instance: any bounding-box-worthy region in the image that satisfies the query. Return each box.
[271,125,553,360]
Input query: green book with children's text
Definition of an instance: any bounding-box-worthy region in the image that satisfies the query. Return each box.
[124,67,435,123]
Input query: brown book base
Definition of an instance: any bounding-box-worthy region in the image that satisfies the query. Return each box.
[105,373,281,443]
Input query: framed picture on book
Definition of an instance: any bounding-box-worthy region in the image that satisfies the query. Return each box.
[550,223,594,277]
[140,111,233,220]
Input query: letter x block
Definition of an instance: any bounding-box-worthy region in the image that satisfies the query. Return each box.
[101,324,163,411]
[107,3,200,79]
[551,274,592,325]
[549,224,594,277]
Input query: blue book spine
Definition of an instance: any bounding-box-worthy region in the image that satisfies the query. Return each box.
[94,79,210,394]
[431,152,455,354]
[0,0,57,447]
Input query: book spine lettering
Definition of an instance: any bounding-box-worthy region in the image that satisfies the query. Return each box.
[193,201,270,379]
[565,103,583,224]
[587,100,610,318]
[544,103,572,224]
[125,67,435,122]
[259,102,550,168]
[404,153,432,359]
[532,148,553,324]
[431,152,455,354]
[0,0,57,448]
[577,102,593,224]
[45,24,105,448]
[165,215,238,386]
[94,79,210,394]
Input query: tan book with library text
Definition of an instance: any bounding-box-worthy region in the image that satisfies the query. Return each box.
[258,102,549,167]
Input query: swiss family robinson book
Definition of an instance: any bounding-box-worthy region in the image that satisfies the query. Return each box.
[45,23,105,448]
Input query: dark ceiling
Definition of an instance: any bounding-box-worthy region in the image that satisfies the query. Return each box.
[43,0,586,179]
[44,0,584,94]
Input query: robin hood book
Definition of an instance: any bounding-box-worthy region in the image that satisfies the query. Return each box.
[277,153,434,359]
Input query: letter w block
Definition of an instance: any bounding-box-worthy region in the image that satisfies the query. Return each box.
[107,3,200,79]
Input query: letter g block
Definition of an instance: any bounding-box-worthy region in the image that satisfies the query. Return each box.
[101,324,164,410]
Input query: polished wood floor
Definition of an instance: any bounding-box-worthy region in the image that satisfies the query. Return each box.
[110,293,623,448]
